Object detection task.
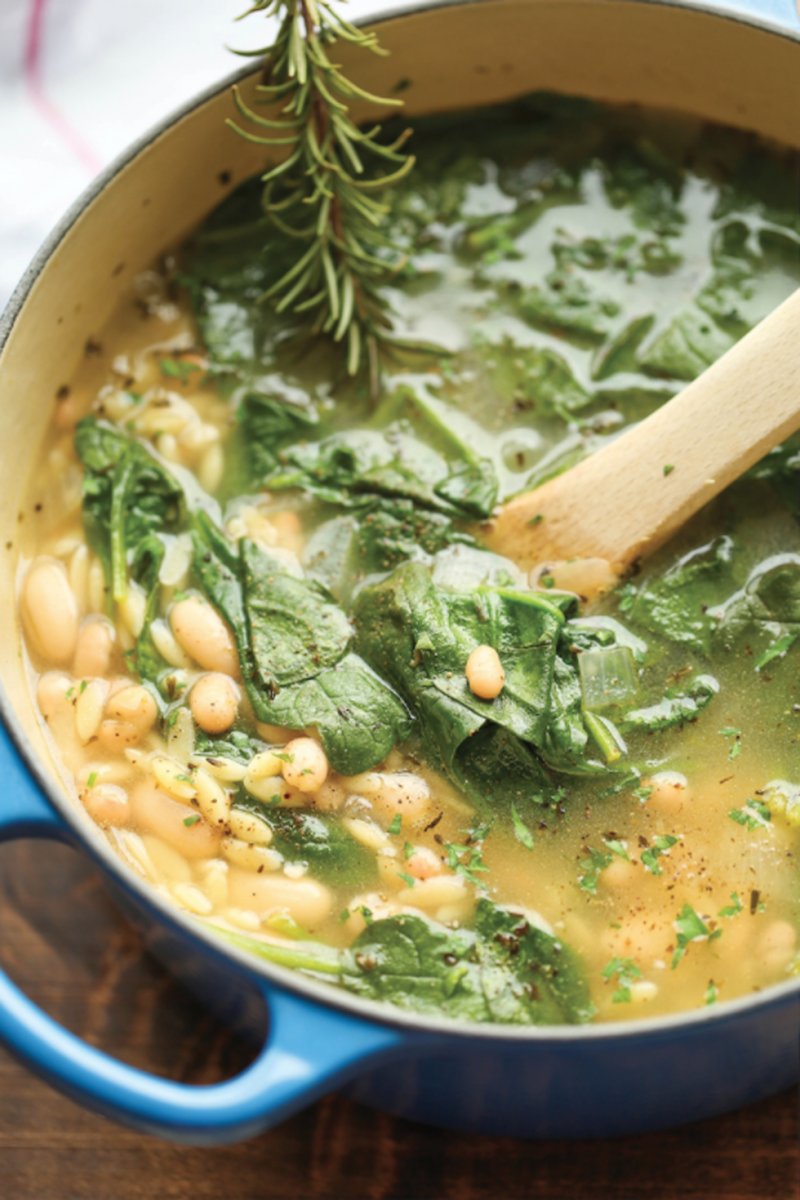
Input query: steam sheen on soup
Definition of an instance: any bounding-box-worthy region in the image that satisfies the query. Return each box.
[17,95,800,1027]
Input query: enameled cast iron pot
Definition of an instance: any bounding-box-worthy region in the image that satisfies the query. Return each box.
[0,0,798,1146]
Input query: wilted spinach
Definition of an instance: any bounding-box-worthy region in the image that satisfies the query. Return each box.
[191,512,410,773]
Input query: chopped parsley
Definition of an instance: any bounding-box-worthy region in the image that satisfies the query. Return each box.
[672,904,722,969]
[719,726,742,761]
[387,813,402,835]
[640,834,678,875]
[510,802,535,850]
[578,838,629,894]
[86,771,98,789]
[728,798,772,831]
[602,956,642,1004]
[705,979,719,1006]
[182,815,201,827]
[718,891,743,918]
[159,356,203,383]
[443,822,491,888]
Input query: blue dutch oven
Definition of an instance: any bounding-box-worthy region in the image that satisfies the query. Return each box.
[0,0,798,1146]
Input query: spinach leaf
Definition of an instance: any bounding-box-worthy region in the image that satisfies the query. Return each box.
[715,554,800,668]
[237,391,319,481]
[303,500,474,602]
[625,536,737,654]
[234,806,376,888]
[75,418,184,603]
[620,674,719,732]
[342,898,593,1025]
[265,387,498,520]
[128,535,170,685]
[354,561,587,804]
[191,513,411,773]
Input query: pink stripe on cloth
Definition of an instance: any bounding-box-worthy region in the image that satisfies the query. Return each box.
[25,0,103,174]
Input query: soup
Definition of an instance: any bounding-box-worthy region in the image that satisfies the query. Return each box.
[17,94,800,1026]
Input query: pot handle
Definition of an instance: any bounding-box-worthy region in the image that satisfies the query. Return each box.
[694,0,800,31]
[0,731,404,1144]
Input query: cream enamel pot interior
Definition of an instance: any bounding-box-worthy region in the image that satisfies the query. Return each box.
[0,0,799,1145]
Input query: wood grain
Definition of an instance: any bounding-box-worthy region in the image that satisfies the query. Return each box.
[0,840,796,1200]
[489,289,800,573]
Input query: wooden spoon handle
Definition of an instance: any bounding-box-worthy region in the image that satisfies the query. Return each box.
[488,289,800,573]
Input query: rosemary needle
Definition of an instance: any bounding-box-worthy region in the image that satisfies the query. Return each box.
[228,0,415,379]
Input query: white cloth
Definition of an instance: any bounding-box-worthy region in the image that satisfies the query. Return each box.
[0,0,380,307]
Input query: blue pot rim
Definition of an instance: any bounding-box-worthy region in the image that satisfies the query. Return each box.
[1,0,798,1046]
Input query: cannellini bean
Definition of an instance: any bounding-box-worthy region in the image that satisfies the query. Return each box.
[106,684,158,736]
[281,737,328,793]
[255,723,297,745]
[465,644,505,700]
[22,558,79,665]
[73,617,115,679]
[36,672,72,720]
[75,678,110,743]
[221,836,282,873]
[228,808,274,846]
[405,846,444,881]
[131,780,220,859]
[270,510,303,553]
[644,771,691,815]
[190,673,239,734]
[82,783,130,827]
[313,780,346,812]
[599,856,637,889]
[97,719,142,751]
[396,874,471,919]
[758,920,797,970]
[346,771,431,825]
[227,868,333,928]
[170,596,239,676]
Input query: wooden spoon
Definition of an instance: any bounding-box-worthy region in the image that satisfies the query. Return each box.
[487,289,800,582]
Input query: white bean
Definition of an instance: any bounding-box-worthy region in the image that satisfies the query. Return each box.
[405,846,444,881]
[83,783,130,827]
[227,868,333,928]
[281,737,328,794]
[645,771,691,815]
[36,672,72,720]
[22,558,79,665]
[105,684,158,737]
[131,780,220,860]
[73,617,115,679]
[345,771,431,825]
[170,596,239,677]
[465,644,505,700]
[190,673,239,734]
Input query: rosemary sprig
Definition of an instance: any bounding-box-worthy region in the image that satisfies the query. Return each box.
[229,0,415,378]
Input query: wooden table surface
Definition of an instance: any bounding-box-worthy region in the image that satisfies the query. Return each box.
[0,840,796,1200]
